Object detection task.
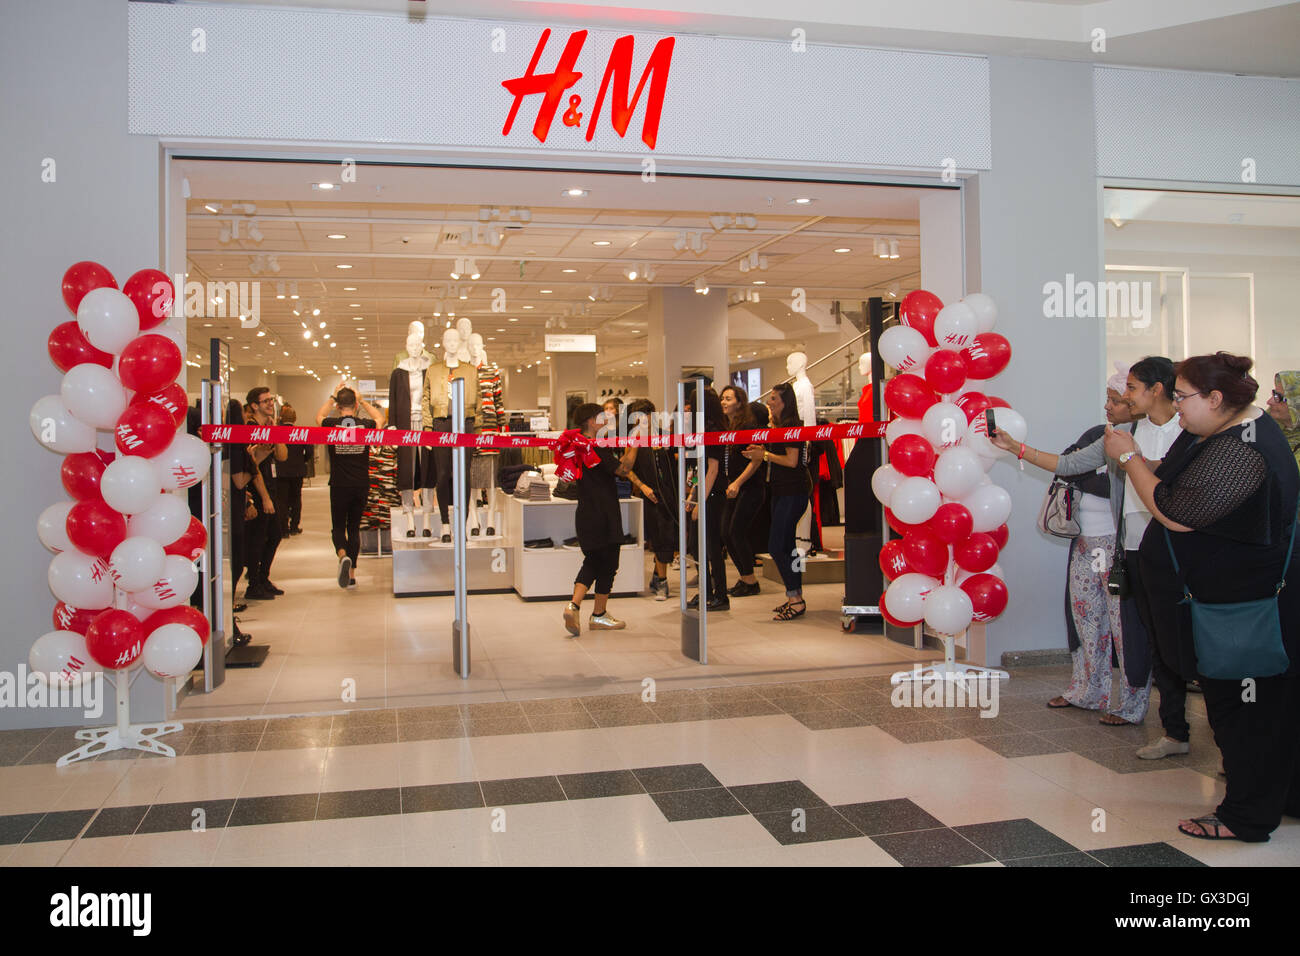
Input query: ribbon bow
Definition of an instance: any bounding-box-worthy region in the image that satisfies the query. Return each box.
[554,428,601,482]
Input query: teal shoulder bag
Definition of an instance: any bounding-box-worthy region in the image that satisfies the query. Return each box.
[1163,505,1297,680]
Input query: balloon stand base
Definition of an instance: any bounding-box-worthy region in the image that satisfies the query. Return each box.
[890,632,1009,685]
[56,722,185,768]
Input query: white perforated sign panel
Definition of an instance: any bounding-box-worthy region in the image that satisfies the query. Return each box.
[128,3,991,171]
[1095,67,1300,187]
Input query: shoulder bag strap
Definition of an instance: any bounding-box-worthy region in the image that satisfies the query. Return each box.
[1163,526,1193,602]
[1277,499,1300,595]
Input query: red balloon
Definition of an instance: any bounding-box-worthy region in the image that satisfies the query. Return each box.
[61,261,117,314]
[65,499,127,559]
[929,502,974,544]
[117,334,182,393]
[883,373,939,419]
[954,532,1000,573]
[53,601,100,636]
[122,269,174,331]
[889,433,937,477]
[61,451,110,501]
[986,396,1011,409]
[901,527,950,578]
[879,540,913,581]
[131,383,189,427]
[885,508,925,538]
[164,516,208,561]
[954,391,992,424]
[924,349,968,396]
[114,403,177,457]
[961,573,1009,623]
[960,333,1012,380]
[47,321,113,373]
[143,604,210,647]
[85,610,145,670]
[899,290,943,348]
[881,589,922,627]
[988,524,1010,549]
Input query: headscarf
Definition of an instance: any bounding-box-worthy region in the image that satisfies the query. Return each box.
[1276,371,1300,467]
[1106,361,1129,396]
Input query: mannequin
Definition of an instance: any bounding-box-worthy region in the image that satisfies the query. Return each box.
[787,350,817,553]
[856,352,875,423]
[468,332,503,537]
[388,321,441,538]
[425,325,480,540]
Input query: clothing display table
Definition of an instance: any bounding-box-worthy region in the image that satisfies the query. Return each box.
[389,507,510,596]
[506,496,644,599]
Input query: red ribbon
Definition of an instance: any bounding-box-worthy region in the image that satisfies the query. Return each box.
[553,428,603,482]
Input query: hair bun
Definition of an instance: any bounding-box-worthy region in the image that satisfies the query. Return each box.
[1217,352,1254,375]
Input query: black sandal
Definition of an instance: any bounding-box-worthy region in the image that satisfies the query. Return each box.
[1178,814,1241,841]
[773,600,791,613]
[774,599,806,621]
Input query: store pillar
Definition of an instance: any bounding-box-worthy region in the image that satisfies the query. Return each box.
[646,287,729,411]
[547,352,596,429]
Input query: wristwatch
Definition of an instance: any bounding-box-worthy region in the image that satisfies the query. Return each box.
[1118,450,1140,465]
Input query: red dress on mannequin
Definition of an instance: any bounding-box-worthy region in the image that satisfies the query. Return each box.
[857,384,875,422]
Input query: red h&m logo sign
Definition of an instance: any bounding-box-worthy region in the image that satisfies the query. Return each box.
[502,29,675,150]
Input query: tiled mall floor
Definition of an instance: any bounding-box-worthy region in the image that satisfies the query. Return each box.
[3,486,1297,866]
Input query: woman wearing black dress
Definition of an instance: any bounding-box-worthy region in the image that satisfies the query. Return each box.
[563,404,627,636]
[719,385,763,598]
[1105,352,1300,842]
[686,388,730,611]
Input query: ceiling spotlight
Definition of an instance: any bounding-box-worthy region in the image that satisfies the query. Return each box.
[624,266,638,281]
[343,286,356,291]
[459,288,468,300]
[672,231,687,252]
[315,182,336,190]
[318,320,326,328]
[588,287,598,301]
[834,247,851,254]
[450,258,462,280]
[256,329,266,337]
[218,224,231,244]
[874,238,889,259]
[247,221,264,243]
[689,232,707,255]
[289,282,298,298]
[709,214,730,232]
[312,308,321,316]
[330,341,337,348]
[887,281,900,298]
[327,233,347,240]
[204,203,220,214]
[466,259,481,280]
[793,197,812,205]
[565,188,588,197]
[292,308,301,317]
[336,263,352,269]
[694,277,709,294]
[888,239,900,259]
[275,282,285,299]
[592,240,611,247]
[312,341,320,348]
[303,330,311,339]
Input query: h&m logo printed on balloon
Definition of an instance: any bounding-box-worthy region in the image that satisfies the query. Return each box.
[114,642,141,667]
[170,464,199,488]
[116,424,143,451]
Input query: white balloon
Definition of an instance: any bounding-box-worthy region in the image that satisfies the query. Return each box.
[923,585,975,635]
[957,562,1005,586]
[127,493,190,545]
[890,476,941,525]
[133,554,198,610]
[870,464,904,508]
[100,456,162,515]
[142,623,203,679]
[934,301,979,349]
[921,402,966,450]
[108,536,166,592]
[47,552,114,610]
[963,483,1013,532]
[877,325,931,375]
[28,630,100,687]
[885,417,926,446]
[77,287,139,354]
[884,573,939,624]
[38,501,75,553]
[933,446,984,499]
[60,364,127,431]
[154,433,210,491]
[149,324,187,352]
[966,414,996,459]
[991,407,1028,445]
[29,395,97,454]
[124,597,153,621]
[962,293,998,334]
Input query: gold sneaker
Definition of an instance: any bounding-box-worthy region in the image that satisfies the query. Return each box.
[589,612,626,630]
[563,602,581,637]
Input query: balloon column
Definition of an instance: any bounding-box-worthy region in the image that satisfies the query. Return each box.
[874,291,1016,635]
[32,261,210,700]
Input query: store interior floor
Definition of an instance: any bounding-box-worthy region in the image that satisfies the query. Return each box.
[178,484,933,720]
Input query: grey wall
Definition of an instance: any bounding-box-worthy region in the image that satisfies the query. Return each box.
[1,0,164,728]
[967,57,1104,664]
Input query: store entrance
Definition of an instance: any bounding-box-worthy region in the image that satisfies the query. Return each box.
[173,159,956,719]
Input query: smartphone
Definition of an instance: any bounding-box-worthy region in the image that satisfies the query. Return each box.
[985,408,998,436]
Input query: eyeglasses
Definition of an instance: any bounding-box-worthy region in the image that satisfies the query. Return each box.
[257,397,276,406]
[1271,389,1288,405]
[1171,390,1205,404]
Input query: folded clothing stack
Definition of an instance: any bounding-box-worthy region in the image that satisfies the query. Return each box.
[512,477,551,501]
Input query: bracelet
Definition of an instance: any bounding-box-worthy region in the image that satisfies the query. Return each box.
[1018,443,1026,461]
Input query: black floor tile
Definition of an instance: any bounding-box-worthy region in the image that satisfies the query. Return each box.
[631,764,721,793]
[870,828,994,867]
[479,775,566,807]
[1089,842,1207,867]
[227,793,320,827]
[1006,852,1106,867]
[401,782,484,814]
[0,813,44,846]
[753,806,862,845]
[24,809,95,843]
[649,787,748,822]
[952,818,1078,861]
[84,805,149,839]
[315,787,401,820]
[137,799,235,834]
[834,798,945,836]
[727,780,827,815]
[557,770,645,800]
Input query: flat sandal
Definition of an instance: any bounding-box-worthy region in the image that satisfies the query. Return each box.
[774,599,806,621]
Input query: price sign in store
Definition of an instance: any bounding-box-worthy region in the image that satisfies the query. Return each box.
[544,334,596,353]
[530,416,551,431]
[358,380,376,393]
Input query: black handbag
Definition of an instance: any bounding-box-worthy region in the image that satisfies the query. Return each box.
[1107,499,1130,598]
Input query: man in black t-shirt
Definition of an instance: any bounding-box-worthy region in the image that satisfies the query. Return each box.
[317,384,383,588]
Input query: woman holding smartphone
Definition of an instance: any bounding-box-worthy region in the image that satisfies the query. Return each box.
[719,385,763,597]
[743,383,811,620]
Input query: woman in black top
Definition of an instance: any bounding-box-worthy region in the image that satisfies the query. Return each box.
[620,399,674,600]
[686,388,730,610]
[744,383,812,620]
[1105,352,1300,842]
[564,404,627,636]
[720,385,763,598]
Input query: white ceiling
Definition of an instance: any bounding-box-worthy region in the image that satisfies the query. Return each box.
[1104,189,1300,228]
[181,160,926,381]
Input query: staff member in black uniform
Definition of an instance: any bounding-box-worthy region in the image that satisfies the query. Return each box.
[720,385,763,598]
[564,403,627,636]
[274,404,311,535]
[686,388,730,610]
[622,399,674,601]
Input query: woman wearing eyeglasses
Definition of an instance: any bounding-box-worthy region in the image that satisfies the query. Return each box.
[1103,352,1300,842]
[1266,372,1300,470]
